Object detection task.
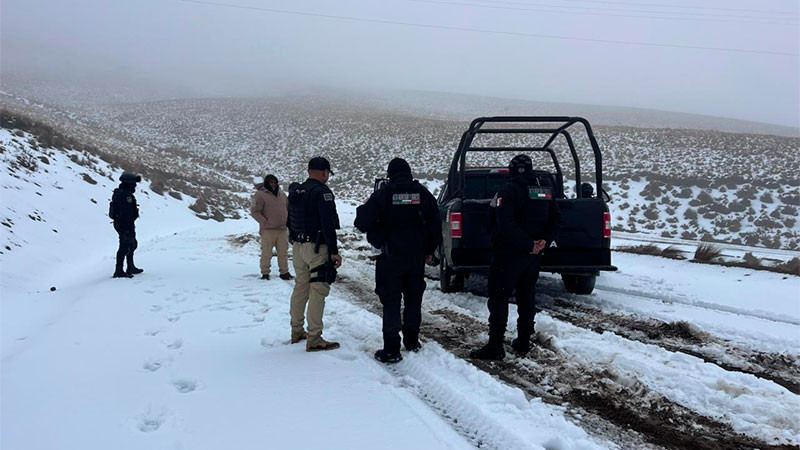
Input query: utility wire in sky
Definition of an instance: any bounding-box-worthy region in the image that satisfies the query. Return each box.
[407,0,798,26]
[178,0,799,57]
[532,0,799,16]
[466,0,798,23]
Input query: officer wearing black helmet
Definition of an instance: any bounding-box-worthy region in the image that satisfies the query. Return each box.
[287,157,342,352]
[109,171,144,278]
[470,154,561,360]
[354,158,442,363]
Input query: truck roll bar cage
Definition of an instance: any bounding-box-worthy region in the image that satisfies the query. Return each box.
[443,117,603,203]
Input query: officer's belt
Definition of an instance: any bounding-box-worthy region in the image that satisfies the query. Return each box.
[291,232,315,243]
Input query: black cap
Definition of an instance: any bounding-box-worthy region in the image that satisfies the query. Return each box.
[387,158,412,179]
[308,157,334,175]
[120,171,142,183]
[509,154,533,175]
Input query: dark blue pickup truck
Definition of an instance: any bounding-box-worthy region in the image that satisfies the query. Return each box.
[437,117,617,295]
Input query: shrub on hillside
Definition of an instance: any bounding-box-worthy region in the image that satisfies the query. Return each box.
[775,257,800,275]
[689,190,713,206]
[693,243,722,262]
[643,208,659,220]
[742,252,762,269]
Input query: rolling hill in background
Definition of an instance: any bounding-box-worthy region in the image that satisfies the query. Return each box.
[1,86,797,249]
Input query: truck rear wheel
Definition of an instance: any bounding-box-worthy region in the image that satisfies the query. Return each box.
[561,274,597,295]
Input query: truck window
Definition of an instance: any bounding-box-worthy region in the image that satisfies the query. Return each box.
[464,174,508,199]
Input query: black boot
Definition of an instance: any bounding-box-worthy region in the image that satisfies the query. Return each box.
[469,336,505,360]
[374,349,403,364]
[113,268,133,278]
[126,253,143,275]
[113,258,132,278]
[511,336,531,355]
[403,331,422,352]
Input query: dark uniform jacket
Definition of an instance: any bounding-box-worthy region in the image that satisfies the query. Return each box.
[111,184,139,229]
[354,173,442,257]
[288,178,341,255]
[492,172,561,255]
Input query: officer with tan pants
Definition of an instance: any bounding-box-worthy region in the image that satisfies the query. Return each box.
[287,157,342,352]
[250,174,293,281]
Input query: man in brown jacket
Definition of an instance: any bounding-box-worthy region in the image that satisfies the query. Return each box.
[251,174,293,280]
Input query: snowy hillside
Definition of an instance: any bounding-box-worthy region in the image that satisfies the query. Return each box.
[3,92,796,249]
[2,118,799,450]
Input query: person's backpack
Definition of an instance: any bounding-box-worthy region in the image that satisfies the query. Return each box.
[108,190,121,220]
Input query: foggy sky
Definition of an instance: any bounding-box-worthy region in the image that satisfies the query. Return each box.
[1,0,798,127]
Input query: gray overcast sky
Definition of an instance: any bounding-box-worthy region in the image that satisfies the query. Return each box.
[1,0,798,126]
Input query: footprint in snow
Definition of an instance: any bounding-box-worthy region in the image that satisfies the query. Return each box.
[143,360,163,372]
[144,328,162,337]
[150,305,164,312]
[166,339,183,350]
[172,378,198,394]
[137,408,167,432]
[326,351,357,362]
[167,315,180,322]
[144,290,156,295]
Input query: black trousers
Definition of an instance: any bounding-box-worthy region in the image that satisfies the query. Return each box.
[375,253,426,352]
[487,253,542,342]
[114,222,138,270]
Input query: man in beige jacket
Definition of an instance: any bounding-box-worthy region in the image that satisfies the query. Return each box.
[251,174,293,280]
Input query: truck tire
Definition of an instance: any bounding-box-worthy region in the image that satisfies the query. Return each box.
[561,274,596,295]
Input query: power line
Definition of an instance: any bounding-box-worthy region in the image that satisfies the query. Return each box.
[407,0,798,26]
[467,0,799,22]
[178,0,800,57]
[533,0,800,16]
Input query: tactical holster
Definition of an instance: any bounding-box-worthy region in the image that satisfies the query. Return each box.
[309,260,337,284]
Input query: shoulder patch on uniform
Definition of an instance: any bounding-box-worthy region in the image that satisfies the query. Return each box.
[391,192,421,205]
[323,193,334,201]
[127,196,133,203]
[528,186,552,200]
[490,194,502,207]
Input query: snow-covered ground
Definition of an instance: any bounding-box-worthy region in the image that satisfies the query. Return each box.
[3,126,799,449]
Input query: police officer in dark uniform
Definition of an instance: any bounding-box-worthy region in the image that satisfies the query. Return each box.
[354,158,442,363]
[470,155,561,360]
[109,171,144,278]
[287,157,343,352]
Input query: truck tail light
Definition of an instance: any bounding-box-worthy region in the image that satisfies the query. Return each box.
[450,212,462,239]
[603,212,612,239]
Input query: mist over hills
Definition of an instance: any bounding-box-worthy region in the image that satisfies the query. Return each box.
[1,85,798,249]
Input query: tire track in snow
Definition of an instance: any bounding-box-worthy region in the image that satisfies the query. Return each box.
[376,355,535,450]
[539,296,800,395]
[430,266,800,396]
[336,273,795,450]
[592,284,800,326]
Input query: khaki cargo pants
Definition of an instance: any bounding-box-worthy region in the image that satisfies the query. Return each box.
[260,228,290,276]
[290,243,331,338]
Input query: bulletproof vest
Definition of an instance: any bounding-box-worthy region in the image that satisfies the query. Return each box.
[520,175,554,236]
[381,180,427,255]
[287,182,310,235]
[111,187,138,223]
